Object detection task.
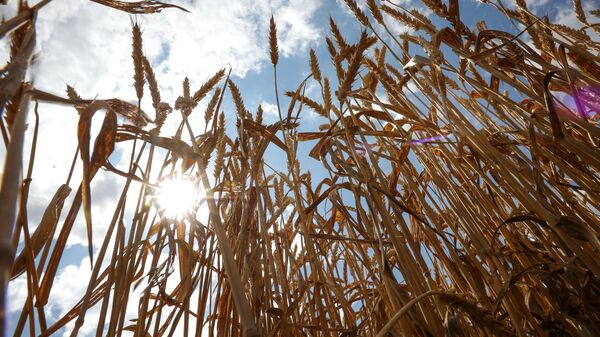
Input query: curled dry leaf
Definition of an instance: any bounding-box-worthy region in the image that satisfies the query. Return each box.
[11,184,71,280]
[78,104,117,266]
[90,0,189,14]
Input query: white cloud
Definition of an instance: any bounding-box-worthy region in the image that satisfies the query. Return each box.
[275,0,322,56]
[260,100,279,117]
[30,0,322,100]
[47,254,113,337]
[47,256,92,315]
[7,275,27,315]
[6,254,103,336]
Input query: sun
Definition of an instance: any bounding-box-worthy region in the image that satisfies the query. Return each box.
[154,175,202,219]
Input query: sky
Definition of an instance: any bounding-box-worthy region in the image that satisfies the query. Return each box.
[0,0,594,336]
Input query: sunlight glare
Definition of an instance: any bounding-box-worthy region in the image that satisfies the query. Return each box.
[155,175,202,219]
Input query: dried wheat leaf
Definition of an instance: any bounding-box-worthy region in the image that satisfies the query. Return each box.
[90,0,189,14]
[11,184,71,280]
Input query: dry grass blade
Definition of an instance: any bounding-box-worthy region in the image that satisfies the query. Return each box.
[10,184,71,280]
[543,71,564,140]
[90,0,189,13]
[29,89,152,127]
[77,103,117,266]
[91,110,118,175]
[0,84,31,335]
[375,290,442,337]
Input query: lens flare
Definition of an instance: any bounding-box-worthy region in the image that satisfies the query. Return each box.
[154,175,202,219]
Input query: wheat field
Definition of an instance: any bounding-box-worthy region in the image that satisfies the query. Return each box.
[1,0,600,336]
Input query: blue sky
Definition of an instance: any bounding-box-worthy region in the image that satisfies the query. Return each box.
[1,0,595,335]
